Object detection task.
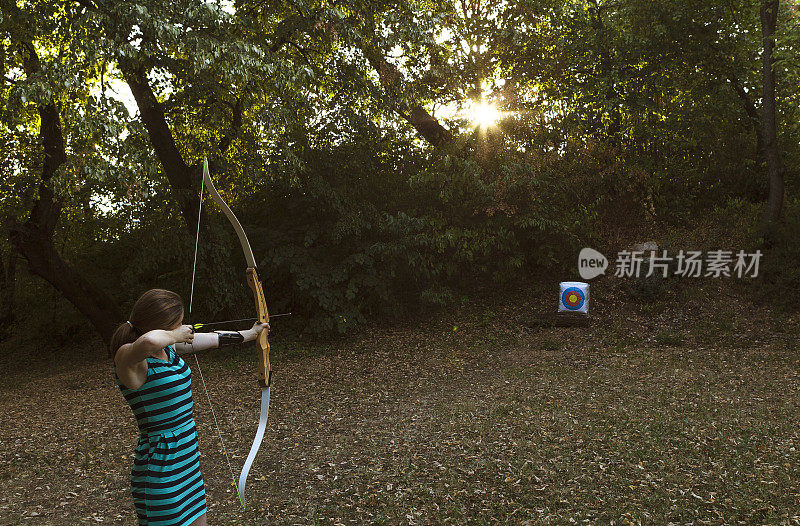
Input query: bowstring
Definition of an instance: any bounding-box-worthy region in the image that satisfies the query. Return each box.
[193,355,239,500]
[189,159,241,503]
[188,166,203,316]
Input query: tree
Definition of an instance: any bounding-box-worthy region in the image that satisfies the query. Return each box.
[759,0,786,236]
[2,1,122,343]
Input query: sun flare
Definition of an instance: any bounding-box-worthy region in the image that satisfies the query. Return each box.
[470,101,502,128]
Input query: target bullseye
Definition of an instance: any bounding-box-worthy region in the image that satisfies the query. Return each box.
[558,282,589,313]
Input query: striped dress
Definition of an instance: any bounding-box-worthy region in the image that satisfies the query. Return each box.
[116,345,207,525]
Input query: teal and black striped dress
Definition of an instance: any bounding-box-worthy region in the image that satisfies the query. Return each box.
[115,345,207,525]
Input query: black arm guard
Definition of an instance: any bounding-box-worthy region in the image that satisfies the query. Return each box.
[216,331,245,347]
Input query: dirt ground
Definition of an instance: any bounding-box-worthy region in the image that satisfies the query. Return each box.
[1,278,799,524]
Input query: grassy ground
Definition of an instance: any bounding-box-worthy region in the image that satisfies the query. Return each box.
[0,277,798,525]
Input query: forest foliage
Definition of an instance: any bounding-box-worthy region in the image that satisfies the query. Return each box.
[1,0,798,344]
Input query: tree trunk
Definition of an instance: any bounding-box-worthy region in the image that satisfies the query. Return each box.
[358,11,453,149]
[728,72,764,159]
[10,222,122,343]
[0,251,16,340]
[759,0,785,235]
[8,41,122,345]
[120,60,199,230]
[364,46,453,148]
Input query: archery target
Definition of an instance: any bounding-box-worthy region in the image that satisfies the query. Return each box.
[558,281,590,313]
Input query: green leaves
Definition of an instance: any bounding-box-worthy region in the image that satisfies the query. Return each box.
[5,0,800,339]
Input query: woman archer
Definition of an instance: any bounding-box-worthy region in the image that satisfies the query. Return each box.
[110,288,267,526]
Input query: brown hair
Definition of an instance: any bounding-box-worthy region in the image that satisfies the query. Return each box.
[109,289,185,357]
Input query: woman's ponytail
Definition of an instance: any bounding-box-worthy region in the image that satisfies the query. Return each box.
[109,289,184,358]
[109,321,139,358]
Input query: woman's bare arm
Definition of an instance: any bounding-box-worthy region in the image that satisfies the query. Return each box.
[115,326,194,389]
[173,332,218,355]
[173,322,269,356]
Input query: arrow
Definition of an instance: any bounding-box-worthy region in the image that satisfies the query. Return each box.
[192,312,292,331]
